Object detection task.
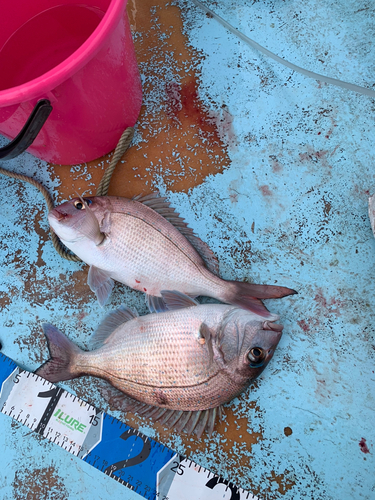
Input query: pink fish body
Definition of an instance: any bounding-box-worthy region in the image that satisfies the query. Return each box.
[36,291,283,437]
[48,193,296,316]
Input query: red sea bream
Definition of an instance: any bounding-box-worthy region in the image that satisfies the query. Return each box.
[36,291,283,437]
[48,193,296,316]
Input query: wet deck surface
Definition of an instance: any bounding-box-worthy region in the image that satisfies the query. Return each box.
[0,1,374,499]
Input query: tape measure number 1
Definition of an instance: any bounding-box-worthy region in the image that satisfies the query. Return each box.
[0,353,258,500]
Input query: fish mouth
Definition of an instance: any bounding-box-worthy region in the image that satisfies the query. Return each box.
[50,208,71,222]
[259,325,283,363]
[262,320,283,333]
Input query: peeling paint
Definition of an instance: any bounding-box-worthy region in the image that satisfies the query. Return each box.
[0,0,374,499]
[13,465,68,500]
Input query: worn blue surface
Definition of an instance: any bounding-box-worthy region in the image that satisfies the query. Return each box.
[0,0,374,499]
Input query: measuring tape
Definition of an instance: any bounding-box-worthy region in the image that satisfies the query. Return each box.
[0,352,258,500]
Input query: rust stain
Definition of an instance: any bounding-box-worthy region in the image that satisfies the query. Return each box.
[264,469,296,495]
[50,0,232,203]
[13,325,46,365]
[284,426,293,436]
[0,291,12,307]
[298,319,311,333]
[322,196,332,217]
[12,465,68,500]
[118,402,263,454]
[298,147,330,169]
[216,406,263,452]
[272,159,283,172]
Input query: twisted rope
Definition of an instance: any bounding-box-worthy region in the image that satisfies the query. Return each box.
[0,126,135,262]
[96,127,134,197]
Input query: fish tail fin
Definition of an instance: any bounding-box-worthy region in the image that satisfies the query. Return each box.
[222,281,297,318]
[35,323,84,383]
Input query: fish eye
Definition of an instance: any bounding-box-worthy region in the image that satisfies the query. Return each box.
[73,198,92,210]
[248,347,265,367]
[74,201,85,210]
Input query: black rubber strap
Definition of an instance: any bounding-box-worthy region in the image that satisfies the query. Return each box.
[0,99,52,160]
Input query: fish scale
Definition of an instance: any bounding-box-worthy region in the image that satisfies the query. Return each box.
[77,306,232,404]
[99,212,221,298]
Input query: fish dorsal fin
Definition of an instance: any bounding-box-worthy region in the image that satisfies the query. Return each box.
[182,233,220,276]
[90,305,138,348]
[133,192,220,275]
[160,290,199,310]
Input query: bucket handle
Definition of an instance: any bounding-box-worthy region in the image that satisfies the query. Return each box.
[0,99,52,161]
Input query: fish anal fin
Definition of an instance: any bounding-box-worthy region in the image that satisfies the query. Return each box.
[146,294,169,313]
[99,380,221,437]
[87,266,114,307]
[155,407,220,437]
[160,290,199,310]
[90,305,138,348]
[193,410,210,438]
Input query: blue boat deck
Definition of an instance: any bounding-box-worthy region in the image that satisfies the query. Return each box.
[0,1,374,499]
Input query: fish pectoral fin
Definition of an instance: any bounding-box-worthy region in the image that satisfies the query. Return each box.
[160,290,199,310]
[88,266,114,306]
[198,323,214,366]
[90,305,139,348]
[101,211,112,234]
[146,294,169,313]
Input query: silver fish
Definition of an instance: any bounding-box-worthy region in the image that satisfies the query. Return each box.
[48,193,296,316]
[36,291,283,437]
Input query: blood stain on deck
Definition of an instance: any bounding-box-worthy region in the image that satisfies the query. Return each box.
[359,438,370,454]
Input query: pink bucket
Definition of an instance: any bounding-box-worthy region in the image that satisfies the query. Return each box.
[0,0,142,164]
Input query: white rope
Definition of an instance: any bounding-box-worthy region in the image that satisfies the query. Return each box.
[191,0,375,98]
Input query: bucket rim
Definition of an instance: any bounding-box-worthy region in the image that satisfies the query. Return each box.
[0,0,128,107]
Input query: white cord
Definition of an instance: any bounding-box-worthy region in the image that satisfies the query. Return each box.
[191,0,375,98]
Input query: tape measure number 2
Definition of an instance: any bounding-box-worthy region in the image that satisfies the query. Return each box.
[0,353,258,500]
